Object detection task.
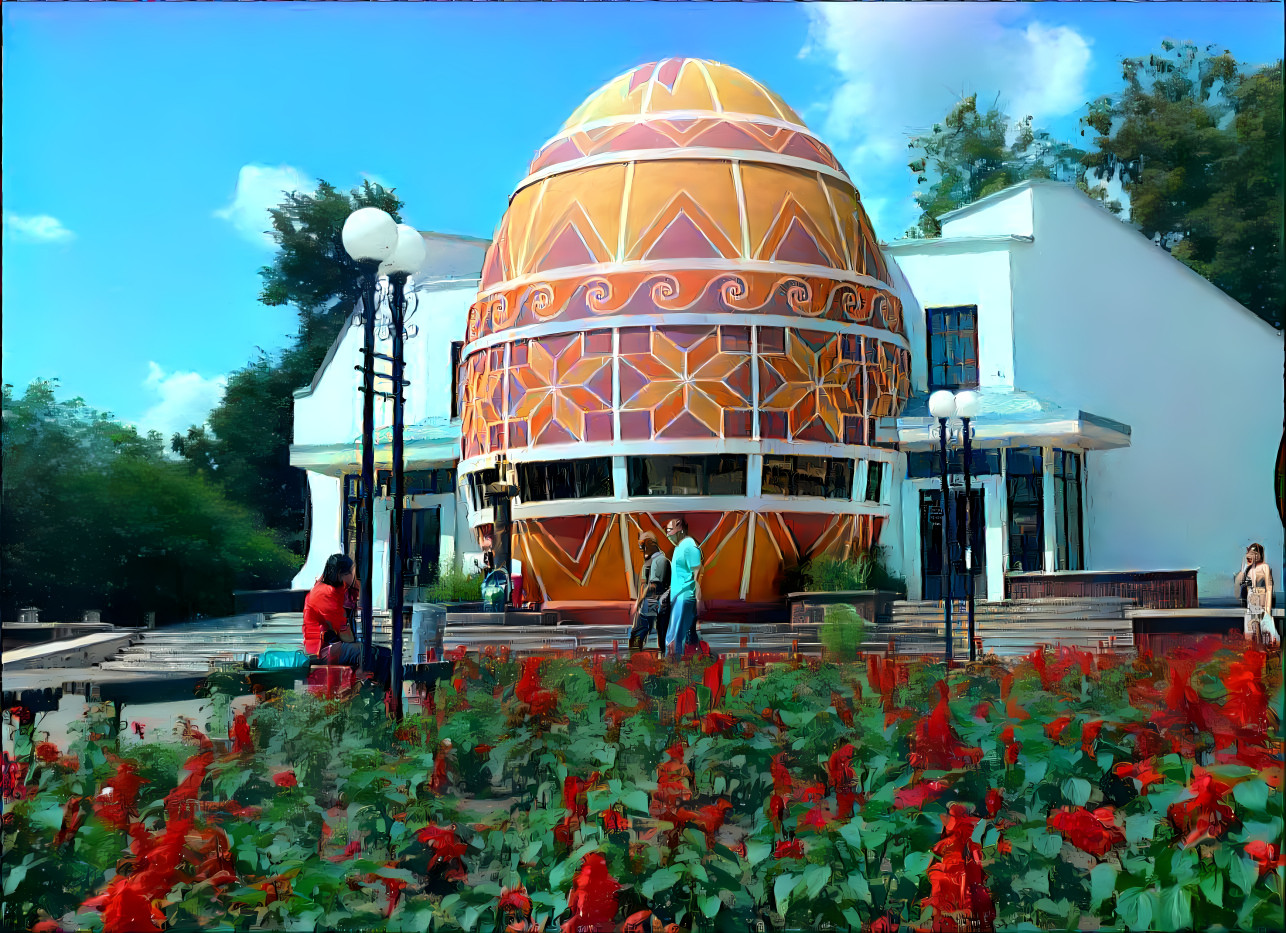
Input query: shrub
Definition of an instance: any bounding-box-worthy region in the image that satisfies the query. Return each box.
[424,561,482,603]
[819,603,866,659]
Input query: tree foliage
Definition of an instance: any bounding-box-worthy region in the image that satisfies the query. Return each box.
[173,180,405,549]
[1,380,298,623]
[1083,42,1283,327]
[906,94,1098,238]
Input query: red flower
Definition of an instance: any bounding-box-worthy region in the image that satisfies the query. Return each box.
[827,744,855,794]
[767,794,787,832]
[1223,651,1269,729]
[909,685,983,771]
[922,805,995,932]
[774,839,804,859]
[229,712,253,754]
[984,788,1003,819]
[1044,716,1072,742]
[602,809,629,833]
[1081,721,1104,760]
[53,795,85,848]
[499,884,533,917]
[870,916,900,933]
[430,742,452,794]
[273,770,298,788]
[837,790,859,819]
[94,759,148,830]
[761,707,787,730]
[674,686,698,720]
[895,779,947,810]
[799,804,834,832]
[562,852,620,933]
[1,752,29,800]
[35,742,60,763]
[447,645,467,663]
[1168,766,1235,847]
[1048,806,1125,856]
[703,659,724,708]
[563,773,600,819]
[832,691,855,728]
[327,839,363,863]
[770,753,793,796]
[972,702,992,720]
[1245,841,1283,877]
[1113,760,1164,794]
[516,658,557,717]
[165,750,214,817]
[700,711,737,734]
[418,824,468,871]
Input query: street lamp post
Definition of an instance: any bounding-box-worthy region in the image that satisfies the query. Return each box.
[380,225,426,720]
[341,209,398,674]
[954,390,980,662]
[928,390,957,664]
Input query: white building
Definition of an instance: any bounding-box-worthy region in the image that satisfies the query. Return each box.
[289,232,488,606]
[291,182,1282,610]
[882,179,1283,603]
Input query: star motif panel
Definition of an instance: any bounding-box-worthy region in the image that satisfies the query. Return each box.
[507,333,613,447]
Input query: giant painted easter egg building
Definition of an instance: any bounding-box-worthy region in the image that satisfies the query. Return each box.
[457,59,910,619]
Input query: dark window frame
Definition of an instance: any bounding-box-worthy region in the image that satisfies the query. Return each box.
[762,455,854,500]
[1005,447,1043,572]
[450,341,464,420]
[863,461,884,503]
[1052,449,1084,571]
[925,305,980,391]
[516,458,614,503]
[627,455,748,497]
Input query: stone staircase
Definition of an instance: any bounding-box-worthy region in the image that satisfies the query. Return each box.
[97,597,1135,673]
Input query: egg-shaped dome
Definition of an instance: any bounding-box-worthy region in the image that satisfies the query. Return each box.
[458,60,910,616]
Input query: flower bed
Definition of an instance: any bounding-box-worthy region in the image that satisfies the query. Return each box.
[2,640,1282,932]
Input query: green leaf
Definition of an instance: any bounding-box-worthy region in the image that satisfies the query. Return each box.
[1198,871,1223,908]
[774,873,798,917]
[846,871,872,904]
[642,867,681,899]
[1159,885,1193,931]
[1034,897,1071,917]
[802,864,832,899]
[1232,779,1270,813]
[606,683,637,707]
[699,894,722,919]
[29,800,65,834]
[902,851,933,881]
[1090,863,1117,908]
[1229,854,1257,896]
[1029,828,1063,858]
[1061,777,1092,807]
[1124,813,1158,845]
[621,789,649,814]
[838,819,862,853]
[1023,761,1048,787]
[1116,887,1154,932]
[1012,868,1050,896]
[745,840,771,866]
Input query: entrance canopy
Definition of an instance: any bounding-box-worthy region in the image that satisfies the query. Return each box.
[289,415,460,477]
[877,387,1131,452]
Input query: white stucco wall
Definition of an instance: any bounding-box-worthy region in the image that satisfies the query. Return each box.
[941,186,1034,240]
[1010,184,1284,598]
[886,246,1017,389]
[292,473,344,589]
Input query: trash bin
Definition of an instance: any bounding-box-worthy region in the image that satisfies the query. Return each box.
[411,603,446,663]
[481,570,510,612]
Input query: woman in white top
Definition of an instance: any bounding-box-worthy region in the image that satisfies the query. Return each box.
[1235,543,1277,646]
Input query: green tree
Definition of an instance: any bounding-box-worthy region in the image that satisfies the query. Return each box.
[1,380,297,623]
[906,94,1098,238]
[1083,42,1283,327]
[173,179,404,548]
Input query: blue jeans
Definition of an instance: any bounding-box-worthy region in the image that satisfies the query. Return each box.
[320,642,392,690]
[665,594,697,658]
[629,611,662,650]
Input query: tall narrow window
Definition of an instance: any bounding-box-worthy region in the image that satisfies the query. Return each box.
[450,341,464,419]
[1052,449,1084,571]
[1005,447,1043,572]
[863,461,884,503]
[926,305,979,391]
[342,474,360,558]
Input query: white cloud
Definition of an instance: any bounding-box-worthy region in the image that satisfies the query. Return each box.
[136,362,227,443]
[214,163,312,248]
[802,4,1092,235]
[4,212,74,243]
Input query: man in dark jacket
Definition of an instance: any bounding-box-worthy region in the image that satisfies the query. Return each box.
[628,532,670,651]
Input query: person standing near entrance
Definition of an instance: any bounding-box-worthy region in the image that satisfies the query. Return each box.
[664,517,703,658]
[629,532,670,651]
[1236,543,1277,645]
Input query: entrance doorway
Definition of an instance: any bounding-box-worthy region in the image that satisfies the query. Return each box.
[920,489,985,600]
[403,506,441,600]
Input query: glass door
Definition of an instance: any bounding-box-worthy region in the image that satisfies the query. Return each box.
[920,489,985,600]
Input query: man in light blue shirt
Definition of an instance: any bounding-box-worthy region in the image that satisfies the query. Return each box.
[664,516,703,658]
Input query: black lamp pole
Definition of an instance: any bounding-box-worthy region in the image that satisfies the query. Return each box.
[962,417,976,662]
[357,262,379,673]
[937,416,953,664]
[386,272,412,719]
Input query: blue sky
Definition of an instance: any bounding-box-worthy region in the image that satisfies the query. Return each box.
[3,2,1281,441]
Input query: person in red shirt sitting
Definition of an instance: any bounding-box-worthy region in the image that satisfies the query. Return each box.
[303,554,390,690]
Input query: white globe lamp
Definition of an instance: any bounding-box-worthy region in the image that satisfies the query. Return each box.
[380,224,427,277]
[928,389,957,421]
[342,207,398,263]
[954,390,980,419]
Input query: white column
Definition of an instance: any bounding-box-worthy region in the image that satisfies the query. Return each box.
[983,475,1004,601]
[1041,445,1057,573]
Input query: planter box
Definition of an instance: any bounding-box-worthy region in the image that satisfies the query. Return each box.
[785,590,898,627]
[1004,570,1198,609]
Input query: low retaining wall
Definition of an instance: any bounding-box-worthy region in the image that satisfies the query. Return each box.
[1005,570,1198,609]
